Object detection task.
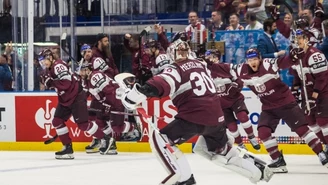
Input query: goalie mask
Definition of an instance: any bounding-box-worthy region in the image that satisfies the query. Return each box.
[92,57,109,72]
[167,39,191,62]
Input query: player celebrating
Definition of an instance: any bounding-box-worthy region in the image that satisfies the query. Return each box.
[120,40,274,185]
[204,49,260,150]
[39,49,114,159]
[86,59,140,154]
[233,48,328,173]
[292,29,328,153]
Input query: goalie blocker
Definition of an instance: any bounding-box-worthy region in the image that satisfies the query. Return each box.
[122,59,273,185]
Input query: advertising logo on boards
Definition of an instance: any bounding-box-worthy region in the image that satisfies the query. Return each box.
[15,96,91,142]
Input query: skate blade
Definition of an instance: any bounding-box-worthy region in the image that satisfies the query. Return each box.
[86,148,100,154]
[55,154,74,160]
[100,150,118,155]
[270,166,288,173]
[262,166,274,182]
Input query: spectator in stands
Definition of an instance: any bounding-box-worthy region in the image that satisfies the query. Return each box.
[226,13,244,30]
[123,33,140,75]
[245,12,263,30]
[237,0,267,23]
[317,19,328,59]
[185,11,206,43]
[214,0,237,24]
[257,18,286,58]
[298,0,316,17]
[208,10,227,33]
[0,54,12,91]
[3,0,11,15]
[283,12,294,27]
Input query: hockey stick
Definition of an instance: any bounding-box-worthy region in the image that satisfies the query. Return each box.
[299,58,311,113]
[44,109,141,145]
[60,33,78,63]
[88,108,140,116]
[44,134,58,144]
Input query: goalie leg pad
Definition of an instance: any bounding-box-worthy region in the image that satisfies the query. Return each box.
[149,129,192,185]
[194,136,273,184]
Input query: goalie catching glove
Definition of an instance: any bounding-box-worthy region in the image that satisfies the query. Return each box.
[121,83,147,110]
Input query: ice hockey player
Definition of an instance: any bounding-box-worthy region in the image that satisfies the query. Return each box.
[39,49,115,159]
[203,49,260,150]
[85,58,142,154]
[232,48,328,173]
[291,29,328,153]
[120,41,274,185]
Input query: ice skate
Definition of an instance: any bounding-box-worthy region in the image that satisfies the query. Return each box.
[121,128,141,141]
[99,135,118,155]
[55,143,74,160]
[268,151,288,173]
[173,174,196,185]
[85,137,101,154]
[249,136,261,150]
[318,151,328,167]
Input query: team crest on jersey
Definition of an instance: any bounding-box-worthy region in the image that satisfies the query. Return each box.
[255,83,266,93]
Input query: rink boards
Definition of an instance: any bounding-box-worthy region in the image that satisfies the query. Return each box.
[0,91,317,154]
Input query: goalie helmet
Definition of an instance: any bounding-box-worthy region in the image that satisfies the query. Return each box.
[92,57,109,72]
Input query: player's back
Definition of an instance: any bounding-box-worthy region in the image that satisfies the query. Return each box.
[163,59,224,126]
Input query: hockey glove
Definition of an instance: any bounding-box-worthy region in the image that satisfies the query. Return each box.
[269,5,280,21]
[41,74,53,88]
[121,83,147,110]
[289,48,304,62]
[291,88,301,103]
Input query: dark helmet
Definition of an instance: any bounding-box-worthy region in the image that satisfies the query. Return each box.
[295,18,309,29]
[171,31,188,43]
[245,48,261,59]
[40,49,54,60]
[143,39,161,49]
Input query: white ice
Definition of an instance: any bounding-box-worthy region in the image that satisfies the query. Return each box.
[0,152,327,185]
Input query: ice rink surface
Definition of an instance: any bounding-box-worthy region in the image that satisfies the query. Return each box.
[0,152,327,185]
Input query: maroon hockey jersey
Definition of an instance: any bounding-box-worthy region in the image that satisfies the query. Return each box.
[48,59,80,106]
[291,46,328,100]
[88,70,124,110]
[233,56,296,110]
[207,63,244,109]
[147,59,225,126]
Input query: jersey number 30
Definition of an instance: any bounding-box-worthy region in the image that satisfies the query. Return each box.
[190,72,216,96]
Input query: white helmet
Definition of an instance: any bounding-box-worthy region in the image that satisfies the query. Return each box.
[92,57,109,72]
[167,39,191,62]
